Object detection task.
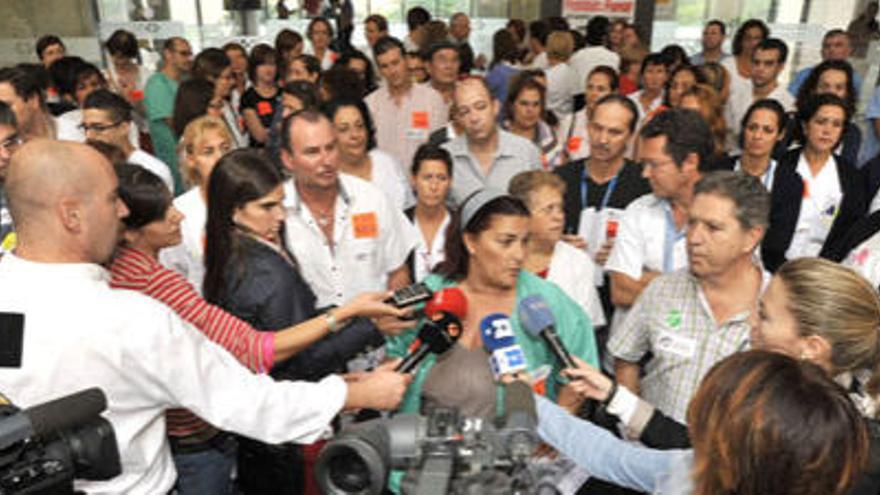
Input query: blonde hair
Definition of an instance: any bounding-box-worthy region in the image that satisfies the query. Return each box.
[776,258,880,396]
[680,83,726,156]
[545,31,574,62]
[507,170,565,208]
[178,116,233,187]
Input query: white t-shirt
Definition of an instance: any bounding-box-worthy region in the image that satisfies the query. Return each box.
[368,149,414,210]
[158,188,207,294]
[786,153,842,260]
[546,63,578,117]
[547,240,607,327]
[128,149,174,192]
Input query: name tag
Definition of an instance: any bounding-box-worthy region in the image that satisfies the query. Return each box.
[411,111,429,129]
[257,101,274,116]
[655,330,697,359]
[352,212,378,239]
[129,89,145,102]
[567,136,582,153]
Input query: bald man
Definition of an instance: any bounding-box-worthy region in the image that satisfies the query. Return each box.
[0,140,410,494]
[442,78,541,204]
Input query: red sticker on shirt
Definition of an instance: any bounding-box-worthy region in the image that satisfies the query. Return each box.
[802,179,810,199]
[567,136,582,152]
[411,111,429,130]
[257,101,274,116]
[129,89,145,102]
[352,212,378,239]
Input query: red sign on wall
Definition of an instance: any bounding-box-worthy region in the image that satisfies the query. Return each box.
[563,0,636,17]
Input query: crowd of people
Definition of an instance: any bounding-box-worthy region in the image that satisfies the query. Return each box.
[4,4,880,495]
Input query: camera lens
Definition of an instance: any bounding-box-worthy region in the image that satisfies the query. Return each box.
[327,446,371,492]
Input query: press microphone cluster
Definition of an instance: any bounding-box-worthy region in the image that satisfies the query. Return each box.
[480,313,528,380]
[518,294,577,370]
[394,287,468,373]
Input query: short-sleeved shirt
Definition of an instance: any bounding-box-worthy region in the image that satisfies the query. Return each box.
[239,87,279,148]
[282,173,419,308]
[365,83,448,173]
[443,129,542,205]
[607,269,759,422]
[605,193,689,281]
[144,72,181,193]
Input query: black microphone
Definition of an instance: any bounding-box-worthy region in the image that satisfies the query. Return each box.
[395,313,462,373]
[501,380,538,463]
[518,294,576,370]
[0,387,107,450]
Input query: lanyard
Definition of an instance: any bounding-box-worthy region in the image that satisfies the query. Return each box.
[662,201,686,273]
[735,158,776,190]
[581,166,620,211]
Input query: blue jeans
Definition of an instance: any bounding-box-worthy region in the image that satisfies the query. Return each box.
[172,435,237,495]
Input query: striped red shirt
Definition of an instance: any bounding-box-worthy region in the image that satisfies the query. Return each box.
[109,246,274,438]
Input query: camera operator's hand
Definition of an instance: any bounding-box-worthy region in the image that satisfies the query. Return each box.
[343,360,412,411]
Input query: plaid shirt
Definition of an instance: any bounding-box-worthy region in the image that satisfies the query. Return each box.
[608,269,761,423]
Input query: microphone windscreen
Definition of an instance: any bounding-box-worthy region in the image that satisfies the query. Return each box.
[479,313,516,351]
[424,287,468,319]
[26,387,107,440]
[517,295,555,337]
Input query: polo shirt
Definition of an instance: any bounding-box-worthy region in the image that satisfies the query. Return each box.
[443,129,541,205]
[282,173,418,308]
[607,268,763,422]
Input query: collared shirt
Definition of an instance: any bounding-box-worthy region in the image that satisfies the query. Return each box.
[605,193,689,281]
[786,152,842,260]
[129,149,174,193]
[443,129,542,205]
[159,188,206,295]
[688,50,730,66]
[0,254,346,494]
[724,82,795,153]
[607,269,762,422]
[283,173,418,308]
[145,72,181,192]
[628,90,665,124]
[365,82,448,172]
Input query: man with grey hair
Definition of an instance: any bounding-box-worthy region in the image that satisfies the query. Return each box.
[608,171,770,423]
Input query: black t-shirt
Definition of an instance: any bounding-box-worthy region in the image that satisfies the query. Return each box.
[239,87,279,147]
[554,158,652,234]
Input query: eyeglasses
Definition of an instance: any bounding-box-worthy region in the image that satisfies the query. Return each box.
[79,121,124,133]
[0,134,21,153]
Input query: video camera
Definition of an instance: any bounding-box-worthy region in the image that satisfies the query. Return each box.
[316,381,539,495]
[0,388,121,495]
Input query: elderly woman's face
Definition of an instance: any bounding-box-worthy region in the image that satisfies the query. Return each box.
[464,214,529,289]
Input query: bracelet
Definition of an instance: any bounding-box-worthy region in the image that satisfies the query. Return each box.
[325,310,340,333]
[601,379,619,407]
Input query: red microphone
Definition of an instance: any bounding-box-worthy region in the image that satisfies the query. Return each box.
[423,287,468,320]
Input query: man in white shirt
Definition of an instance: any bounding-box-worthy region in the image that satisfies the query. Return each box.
[366,36,448,173]
[280,108,418,313]
[0,139,410,494]
[569,17,620,95]
[724,38,795,152]
[607,109,713,310]
[82,89,174,191]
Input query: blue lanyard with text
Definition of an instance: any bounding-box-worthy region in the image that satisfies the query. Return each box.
[662,201,686,273]
[581,166,620,211]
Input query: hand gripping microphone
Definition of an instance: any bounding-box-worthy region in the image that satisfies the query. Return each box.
[395,313,462,373]
[423,287,468,320]
[518,294,576,369]
[479,313,528,380]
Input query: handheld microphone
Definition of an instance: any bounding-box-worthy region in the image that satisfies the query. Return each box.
[423,287,468,320]
[395,313,462,373]
[0,387,107,450]
[518,294,576,370]
[479,313,528,380]
[500,380,539,463]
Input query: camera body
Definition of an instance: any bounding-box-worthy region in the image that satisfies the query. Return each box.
[316,404,538,495]
[0,390,120,495]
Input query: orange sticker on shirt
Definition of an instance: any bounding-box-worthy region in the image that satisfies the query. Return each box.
[567,136,582,152]
[129,89,145,102]
[352,212,379,238]
[802,179,810,199]
[411,111,429,129]
[257,101,274,116]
